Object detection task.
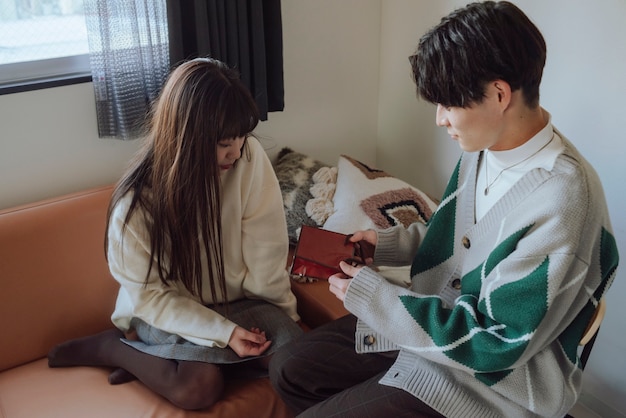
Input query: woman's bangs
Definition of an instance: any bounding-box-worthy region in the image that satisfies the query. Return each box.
[219,91,259,140]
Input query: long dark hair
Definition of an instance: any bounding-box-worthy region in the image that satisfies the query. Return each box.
[411,1,546,108]
[105,58,260,304]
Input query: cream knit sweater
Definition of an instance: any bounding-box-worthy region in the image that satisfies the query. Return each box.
[109,138,299,348]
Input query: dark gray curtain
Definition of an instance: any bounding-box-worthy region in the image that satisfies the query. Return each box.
[84,0,170,139]
[167,0,284,121]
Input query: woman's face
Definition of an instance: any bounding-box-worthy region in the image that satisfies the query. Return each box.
[217,136,246,171]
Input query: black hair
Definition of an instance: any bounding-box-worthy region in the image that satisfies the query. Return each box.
[411,1,546,108]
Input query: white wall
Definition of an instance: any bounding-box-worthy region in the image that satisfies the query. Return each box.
[257,0,381,167]
[377,0,461,199]
[536,3,626,416]
[0,1,624,416]
[0,0,382,210]
[0,83,141,209]
[377,1,626,416]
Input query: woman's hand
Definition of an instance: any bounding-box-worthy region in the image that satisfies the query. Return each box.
[328,260,364,301]
[228,326,272,358]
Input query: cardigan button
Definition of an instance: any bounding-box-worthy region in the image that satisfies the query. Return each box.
[364,335,376,346]
[462,236,471,249]
[452,278,461,290]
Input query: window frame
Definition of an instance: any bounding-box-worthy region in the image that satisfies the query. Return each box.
[0,54,92,96]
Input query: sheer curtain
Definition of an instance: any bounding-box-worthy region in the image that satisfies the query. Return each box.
[84,0,284,140]
[84,0,170,139]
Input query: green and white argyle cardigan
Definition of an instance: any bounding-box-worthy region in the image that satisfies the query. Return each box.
[344,134,619,418]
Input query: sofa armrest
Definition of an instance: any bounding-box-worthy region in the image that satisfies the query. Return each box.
[291,280,349,329]
[0,185,118,372]
[286,246,349,329]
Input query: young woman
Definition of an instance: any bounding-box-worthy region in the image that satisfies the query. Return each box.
[48,58,302,410]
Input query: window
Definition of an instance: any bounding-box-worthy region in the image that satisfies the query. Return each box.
[0,0,91,93]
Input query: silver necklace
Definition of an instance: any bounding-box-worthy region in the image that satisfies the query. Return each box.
[484,135,554,195]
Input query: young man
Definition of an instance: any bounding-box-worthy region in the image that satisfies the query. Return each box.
[270,2,619,417]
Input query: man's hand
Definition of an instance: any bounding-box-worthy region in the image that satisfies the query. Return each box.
[347,230,377,265]
[328,260,364,301]
[228,326,272,357]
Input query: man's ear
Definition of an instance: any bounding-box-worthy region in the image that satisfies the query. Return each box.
[492,80,512,110]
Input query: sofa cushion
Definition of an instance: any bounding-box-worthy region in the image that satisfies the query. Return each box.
[0,359,290,418]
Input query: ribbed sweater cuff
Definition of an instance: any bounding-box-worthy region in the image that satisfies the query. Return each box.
[373,228,399,264]
[344,267,381,318]
[345,268,400,353]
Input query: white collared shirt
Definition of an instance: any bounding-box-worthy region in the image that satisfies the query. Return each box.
[475,112,565,221]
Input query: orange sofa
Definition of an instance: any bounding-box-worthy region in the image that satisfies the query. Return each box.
[0,185,347,418]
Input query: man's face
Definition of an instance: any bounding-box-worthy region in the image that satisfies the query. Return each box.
[435,85,505,152]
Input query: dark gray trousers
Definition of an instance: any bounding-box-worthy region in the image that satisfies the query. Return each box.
[269,314,445,417]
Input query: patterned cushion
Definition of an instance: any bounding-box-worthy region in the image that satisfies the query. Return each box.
[323,155,437,235]
[274,148,329,244]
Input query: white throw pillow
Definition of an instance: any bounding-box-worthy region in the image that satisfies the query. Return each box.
[323,155,437,234]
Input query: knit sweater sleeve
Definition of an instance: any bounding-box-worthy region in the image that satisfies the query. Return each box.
[373,221,428,267]
[109,199,238,348]
[235,139,299,321]
[344,153,619,375]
